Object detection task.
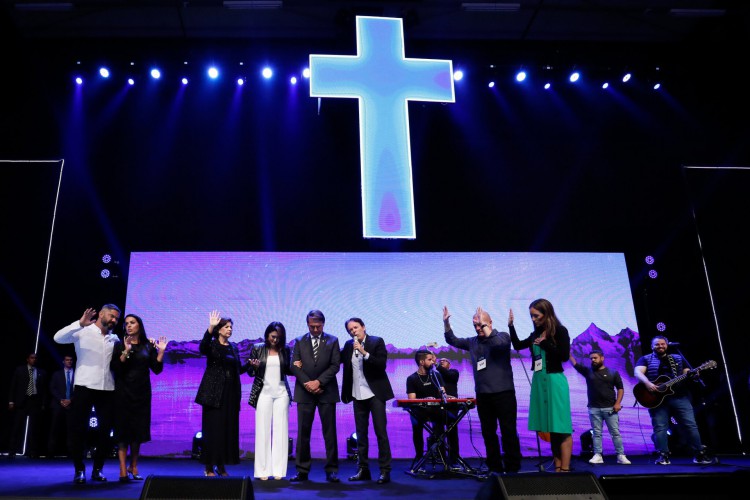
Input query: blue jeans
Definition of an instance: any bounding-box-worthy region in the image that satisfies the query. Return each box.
[648,395,703,454]
[588,407,624,455]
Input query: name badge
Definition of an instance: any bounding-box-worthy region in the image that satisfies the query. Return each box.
[477,358,487,371]
[533,353,542,372]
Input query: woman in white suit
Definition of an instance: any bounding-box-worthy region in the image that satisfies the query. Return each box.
[247,321,293,480]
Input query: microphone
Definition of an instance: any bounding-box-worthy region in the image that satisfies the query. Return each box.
[353,339,359,357]
[668,342,681,347]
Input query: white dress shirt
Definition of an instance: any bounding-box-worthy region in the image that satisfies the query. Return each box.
[54,321,117,391]
[351,336,374,401]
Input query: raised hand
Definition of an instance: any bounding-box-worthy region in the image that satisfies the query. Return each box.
[155,336,168,352]
[442,306,451,322]
[508,308,514,326]
[79,308,97,327]
[208,310,221,332]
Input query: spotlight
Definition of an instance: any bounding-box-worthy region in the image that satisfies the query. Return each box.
[75,77,83,85]
[208,67,219,79]
[453,70,464,81]
[569,71,580,83]
[622,73,631,83]
[653,83,661,90]
[302,67,310,78]
[128,78,135,86]
[290,76,297,85]
[237,78,245,85]
[645,256,655,265]
[602,82,609,89]
[648,269,658,279]
[515,71,526,82]
[181,78,188,85]
[192,431,203,459]
[102,254,112,264]
[544,82,551,90]
[656,322,666,332]
[262,67,273,79]
[150,68,161,79]
[488,81,495,88]
[99,67,110,78]
[346,432,358,460]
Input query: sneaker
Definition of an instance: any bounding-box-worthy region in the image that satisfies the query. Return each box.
[655,453,670,465]
[616,454,631,465]
[588,453,604,464]
[693,451,714,465]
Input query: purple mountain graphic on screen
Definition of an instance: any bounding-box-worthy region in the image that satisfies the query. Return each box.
[165,323,640,375]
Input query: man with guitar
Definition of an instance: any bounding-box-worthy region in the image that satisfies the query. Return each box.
[634,335,715,465]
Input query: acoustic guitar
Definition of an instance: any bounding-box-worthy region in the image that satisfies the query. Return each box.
[633,360,717,409]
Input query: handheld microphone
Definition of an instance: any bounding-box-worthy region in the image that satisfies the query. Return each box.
[354,339,359,357]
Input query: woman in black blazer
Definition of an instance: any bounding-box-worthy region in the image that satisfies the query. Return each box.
[194,310,248,476]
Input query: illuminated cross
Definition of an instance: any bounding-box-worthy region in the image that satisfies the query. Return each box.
[309,16,455,239]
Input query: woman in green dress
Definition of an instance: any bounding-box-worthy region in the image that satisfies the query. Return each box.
[509,298,573,472]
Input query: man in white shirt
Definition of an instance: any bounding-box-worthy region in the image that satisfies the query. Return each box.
[54,305,121,484]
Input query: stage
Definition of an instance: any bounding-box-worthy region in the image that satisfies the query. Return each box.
[1,454,748,500]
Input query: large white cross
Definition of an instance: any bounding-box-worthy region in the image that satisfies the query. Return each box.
[310,16,455,239]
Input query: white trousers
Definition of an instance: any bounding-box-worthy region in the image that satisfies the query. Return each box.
[253,391,290,478]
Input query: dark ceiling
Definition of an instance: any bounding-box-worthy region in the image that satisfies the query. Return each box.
[1,1,746,44]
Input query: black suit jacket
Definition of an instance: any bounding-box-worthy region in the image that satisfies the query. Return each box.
[290,332,341,404]
[9,365,48,408]
[340,335,394,404]
[49,368,74,408]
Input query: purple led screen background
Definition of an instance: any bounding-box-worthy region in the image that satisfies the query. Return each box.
[125,251,650,459]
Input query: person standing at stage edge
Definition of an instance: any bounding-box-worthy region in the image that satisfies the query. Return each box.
[443,306,522,474]
[290,309,341,483]
[634,335,714,466]
[340,317,394,484]
[54,305,121,484]
[8,352,48,458]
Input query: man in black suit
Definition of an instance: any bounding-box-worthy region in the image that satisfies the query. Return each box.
[290,309,341,483]
[8,353,48,458]
[48,355,75,457]
[340,317,394,484]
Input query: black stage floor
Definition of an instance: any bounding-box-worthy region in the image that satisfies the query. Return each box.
[1,454,749,500]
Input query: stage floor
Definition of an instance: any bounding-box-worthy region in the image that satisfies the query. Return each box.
[1,454,748,499]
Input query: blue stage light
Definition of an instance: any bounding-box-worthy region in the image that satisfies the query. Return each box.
[453,70,464,81]
[544,82,551,90]
[237,78,245,85]
[515,71,526,82]
[207,67,219,79]
[181,78,188,85]
[302,67,310,78]
[262,67,273,79]
[569,71,580,83]
[622,73,631,83]
[75,77,83,85]
[99,67,110,78]
[488,81,495,88]
[150,68,161,79]
[290,76,297,85]
[128,78,135,86]
[602,82,609,89]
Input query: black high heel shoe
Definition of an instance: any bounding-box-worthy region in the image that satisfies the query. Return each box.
[127,468,144,480]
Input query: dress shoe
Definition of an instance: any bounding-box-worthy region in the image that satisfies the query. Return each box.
[91,469,107,482]
[127,467,144,480]
[289,472,308,482]
[73,470,86,484]
[348,468,371,481]
[119,475,131,483]
[376,471,391,484]
[325,471,340,483]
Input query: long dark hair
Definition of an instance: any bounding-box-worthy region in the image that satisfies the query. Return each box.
[123,314,148,344]
[264,321,287,348]
[529,298,563,341]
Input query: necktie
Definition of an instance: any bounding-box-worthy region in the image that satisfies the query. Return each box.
[312,337,319,361]
[65,370,71,399]
[26,367,34,396]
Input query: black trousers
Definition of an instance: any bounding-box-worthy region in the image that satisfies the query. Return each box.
[9,395,43,456]
[410,406,459,463]
[295,401,338,473]
[48,404,72,456]
[353,396,392,472]
[67,386,115,472]
[476,390,522,472]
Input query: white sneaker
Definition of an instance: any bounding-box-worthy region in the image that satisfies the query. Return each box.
[616,454,631,465]
[588,453,604,464]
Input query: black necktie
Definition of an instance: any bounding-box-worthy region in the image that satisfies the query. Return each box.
[26,367,34,396]
[312,337,319,361]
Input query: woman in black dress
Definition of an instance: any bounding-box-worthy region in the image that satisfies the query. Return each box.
[195,310,249,476]
[111,314,167,482]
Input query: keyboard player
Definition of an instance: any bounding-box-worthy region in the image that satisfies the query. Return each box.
[405,350,460,470]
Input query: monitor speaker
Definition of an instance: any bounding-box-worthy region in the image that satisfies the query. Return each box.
[139,475,253,500]
[475,471,607,500]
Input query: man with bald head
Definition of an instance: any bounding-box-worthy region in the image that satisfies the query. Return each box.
[443,306,522,474]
